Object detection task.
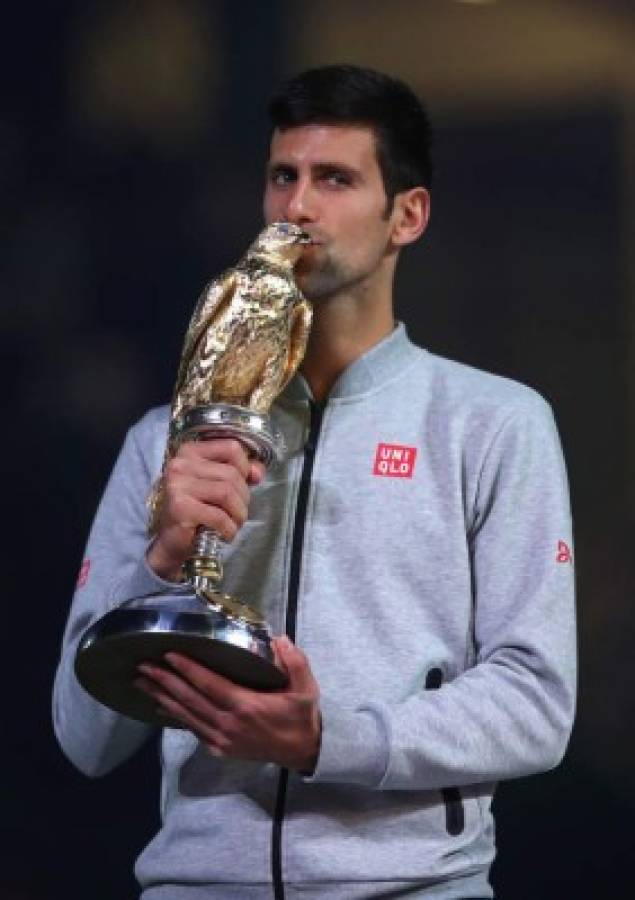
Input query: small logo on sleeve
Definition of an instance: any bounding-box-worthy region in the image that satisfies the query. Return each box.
[373,443,417,478]
[556,540,573,564]
[76,559,91,588]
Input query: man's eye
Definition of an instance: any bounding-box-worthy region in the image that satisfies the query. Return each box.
[271,170,294,186]
[324,172,350,187]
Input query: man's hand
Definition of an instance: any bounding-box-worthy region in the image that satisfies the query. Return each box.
[134,636,321,774]
[147,438,265,582]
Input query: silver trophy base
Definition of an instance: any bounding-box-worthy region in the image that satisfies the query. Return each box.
[75,595,288,725]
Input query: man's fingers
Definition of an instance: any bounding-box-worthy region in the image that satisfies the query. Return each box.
[153,439,264,566]
[136,662,226,724]
[166,493,246,542]
[163,653,244,710]
[175,439,266,490]
[170,478,249,528]
[248,461,267,486]
[153,692,228,754]
[166,458,251,506]
[164,464,250,522]
[136,663,247,757]
[272,637,317,694]
[178,439,251,479]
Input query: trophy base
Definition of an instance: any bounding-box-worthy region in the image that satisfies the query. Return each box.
[75,595,288,725]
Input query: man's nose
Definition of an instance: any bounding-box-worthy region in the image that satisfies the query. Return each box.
[284,179,316,223]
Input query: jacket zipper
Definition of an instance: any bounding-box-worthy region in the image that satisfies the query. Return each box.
[272,400,324,900]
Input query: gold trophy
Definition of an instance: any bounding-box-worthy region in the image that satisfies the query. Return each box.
[75,222,312,723]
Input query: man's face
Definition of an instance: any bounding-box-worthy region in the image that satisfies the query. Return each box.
[263,124,397,301]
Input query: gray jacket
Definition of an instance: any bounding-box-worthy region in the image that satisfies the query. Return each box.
[53,325,576,899]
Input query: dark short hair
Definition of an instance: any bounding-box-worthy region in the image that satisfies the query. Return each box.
[267,64,433,205]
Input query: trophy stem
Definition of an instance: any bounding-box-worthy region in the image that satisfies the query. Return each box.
[182,520,271,626]
[193,526,222,559]
[174,404,286,625]
[182,525,224,596]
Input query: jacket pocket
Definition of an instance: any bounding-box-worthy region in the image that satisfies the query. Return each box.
[424,666,465,837]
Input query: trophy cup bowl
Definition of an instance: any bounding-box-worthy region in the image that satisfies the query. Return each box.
[74,221,313,724]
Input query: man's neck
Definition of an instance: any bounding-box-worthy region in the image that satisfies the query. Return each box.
[300,296,394,403]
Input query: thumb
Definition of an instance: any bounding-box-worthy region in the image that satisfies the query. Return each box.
[272,636,317,694]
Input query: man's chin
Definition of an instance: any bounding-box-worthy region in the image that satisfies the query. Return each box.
[293,266,318,298]
[294,262,342,302]
[295,276,334,302]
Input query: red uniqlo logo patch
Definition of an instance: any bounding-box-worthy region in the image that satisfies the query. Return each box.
[373,443,417,478]
[76,558,91,588]
[556,540,573,564]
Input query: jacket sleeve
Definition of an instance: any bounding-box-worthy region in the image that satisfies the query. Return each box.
[310,398,577,790]
[52,409,177,777]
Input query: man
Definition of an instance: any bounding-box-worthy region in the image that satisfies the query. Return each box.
[54,65,576,899]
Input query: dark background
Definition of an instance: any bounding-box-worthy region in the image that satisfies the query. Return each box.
[3,1,633,897]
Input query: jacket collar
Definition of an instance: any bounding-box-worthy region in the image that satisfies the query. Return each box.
[280,322,422,405]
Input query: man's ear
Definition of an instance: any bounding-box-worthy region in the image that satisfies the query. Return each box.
[390,187,430,248]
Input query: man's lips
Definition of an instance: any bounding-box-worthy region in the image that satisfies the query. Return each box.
[294,241,324,272]
[296,227,326,246]
[299,242,324,257]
